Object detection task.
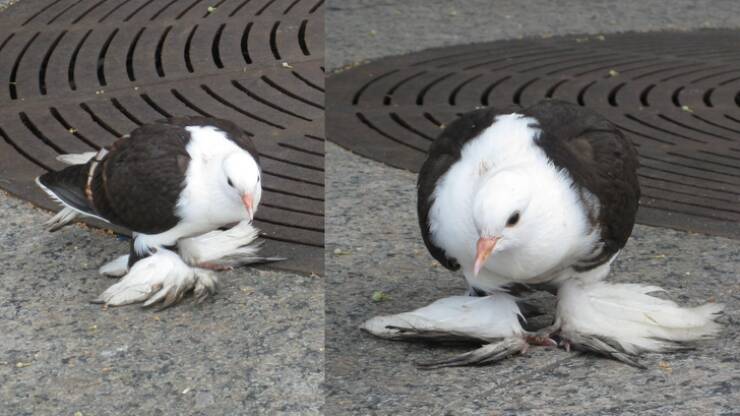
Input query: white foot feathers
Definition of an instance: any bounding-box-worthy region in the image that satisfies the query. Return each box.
[556,280,724,367]
[94,249,218,308]
[362,294,534,368]
[99,255,129,277]
[364,282,724,369]
[178,221,285,268]
[362,294,524,342]
[93,222,282,308]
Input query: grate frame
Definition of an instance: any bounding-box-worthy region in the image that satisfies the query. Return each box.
[328,30,740,240]
[0,0,326,274]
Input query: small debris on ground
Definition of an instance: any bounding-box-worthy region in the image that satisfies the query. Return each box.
[372,291,391,302]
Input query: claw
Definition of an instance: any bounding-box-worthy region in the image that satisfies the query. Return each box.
[525,333,558,348]
[196,261,234,272]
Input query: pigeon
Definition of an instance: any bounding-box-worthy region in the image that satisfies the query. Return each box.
[363,100,723,368]
[37,116,278,307]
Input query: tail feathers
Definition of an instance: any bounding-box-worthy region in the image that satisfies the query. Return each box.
[44,207,79,232]
[36,164,94,217]
[56,152,96,165]
[558,281,724,355]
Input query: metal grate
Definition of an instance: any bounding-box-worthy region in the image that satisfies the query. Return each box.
[0,0,325,274]
[328,31,740,240]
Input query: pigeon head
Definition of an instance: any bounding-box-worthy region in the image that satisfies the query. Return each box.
[222,151,262,221]
[471,169,533,276]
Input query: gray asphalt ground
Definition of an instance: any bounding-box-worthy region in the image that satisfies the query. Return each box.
[0,2,323,415]
[326,1,740,415]
[0,190,323,415]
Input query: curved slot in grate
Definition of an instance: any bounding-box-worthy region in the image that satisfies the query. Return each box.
[0,0,325,274]
[327,30,740,240]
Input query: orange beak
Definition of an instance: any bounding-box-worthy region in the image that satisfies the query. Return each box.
[473,236,500,276]
[242,193,254,220]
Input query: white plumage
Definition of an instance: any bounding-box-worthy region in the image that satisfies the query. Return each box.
[557,277,724,354]
[363,294,524,342]
[40,118,275,308]
[95,248,217,307]
[134,125,262,253]
[364,103,724,368]
[428,114,599,290]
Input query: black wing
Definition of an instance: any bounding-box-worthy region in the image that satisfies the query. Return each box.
[417,107,515,271]
[523,100,640,270]
[93,122,191,234]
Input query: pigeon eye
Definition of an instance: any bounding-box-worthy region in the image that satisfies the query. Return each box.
[227,178,234,187]
[506,212,520,227]
[257,175,260,183]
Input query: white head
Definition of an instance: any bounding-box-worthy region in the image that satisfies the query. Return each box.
[222,151,262,221]
[471,169,533,275]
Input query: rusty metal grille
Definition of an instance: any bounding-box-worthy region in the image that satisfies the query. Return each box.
[0,0,325,274]
[328,31,740,240]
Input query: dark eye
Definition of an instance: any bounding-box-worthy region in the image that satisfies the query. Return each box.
[257,175,260,183]
[227,178,234,187]
[506,212,520,227]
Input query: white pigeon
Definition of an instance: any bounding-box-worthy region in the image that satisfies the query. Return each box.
[37,116,279,307]
[363,100,723,368]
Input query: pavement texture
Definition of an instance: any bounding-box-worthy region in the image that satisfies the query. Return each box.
[325,1,740,415]
[0,0,324,414]
[0,192,324,415]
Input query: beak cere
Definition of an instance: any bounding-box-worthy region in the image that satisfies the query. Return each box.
[473,237,500,276]
[242,193,254,220]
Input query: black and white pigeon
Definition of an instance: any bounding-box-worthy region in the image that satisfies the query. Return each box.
[37,116,276,307]
[363,100,723,368]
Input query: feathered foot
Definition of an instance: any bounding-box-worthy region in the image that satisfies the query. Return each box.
[92,249,217,308]
[556,280,724,368]
[177,221,285,269]
[417,337,528,369]
[99,254,129,277]
[362,294,557,368]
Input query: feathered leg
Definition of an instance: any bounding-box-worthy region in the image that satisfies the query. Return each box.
[362,293,555,368]
[99,254,129,277]
[555,276,724,368]
[177,221,284,269]
[93,248,217,308]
